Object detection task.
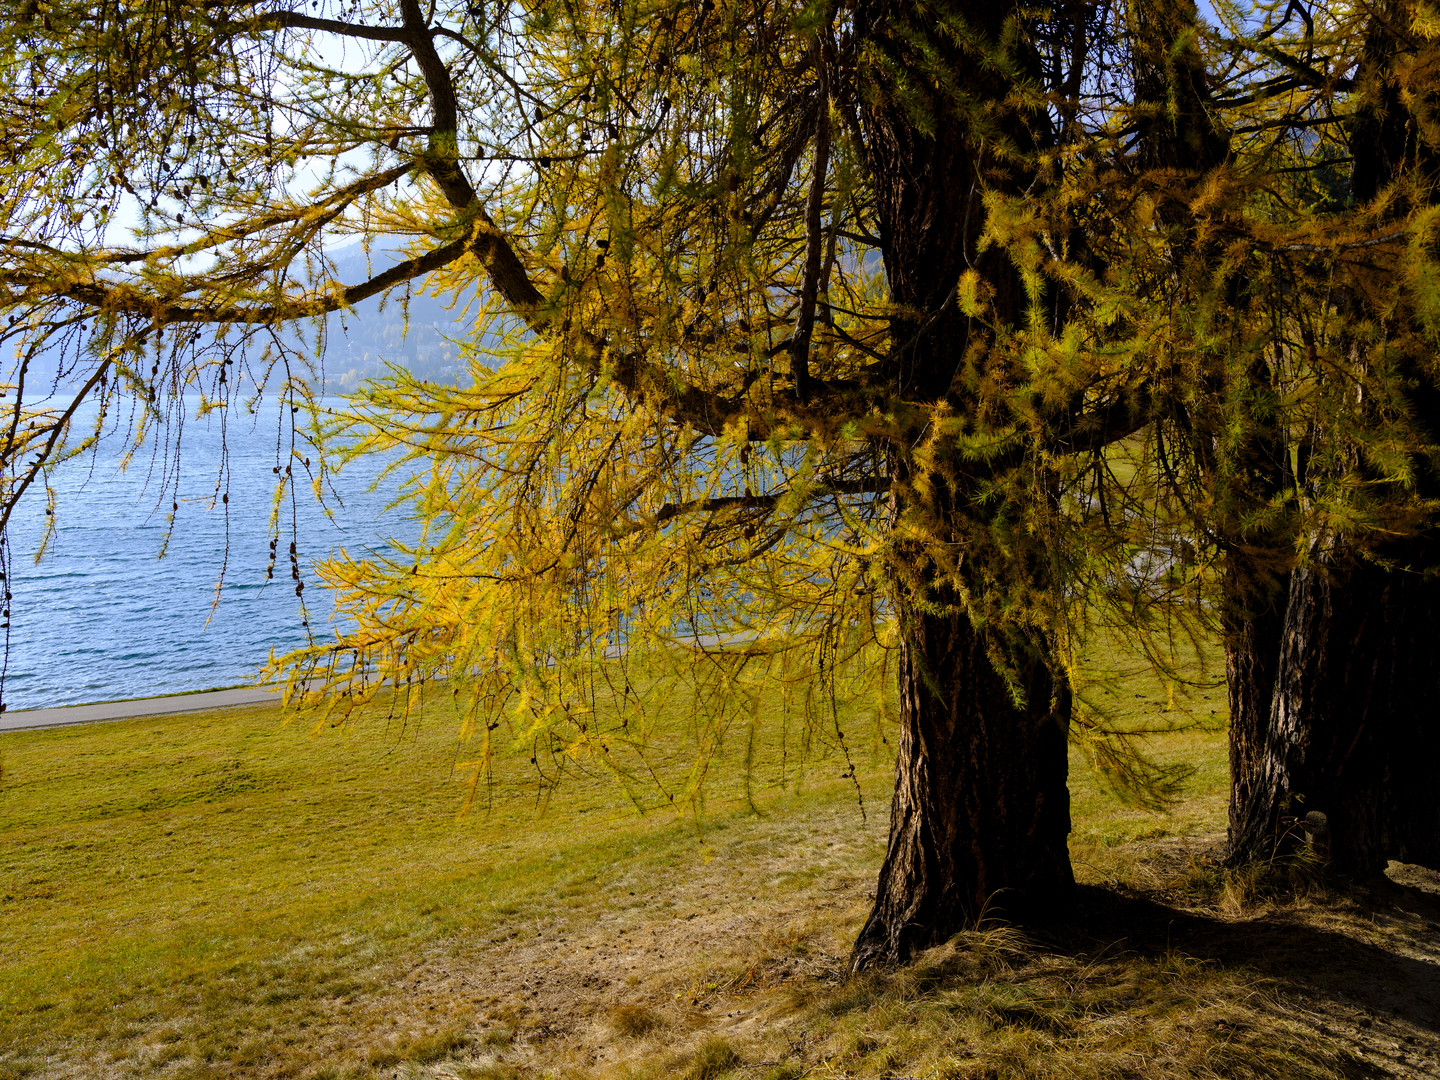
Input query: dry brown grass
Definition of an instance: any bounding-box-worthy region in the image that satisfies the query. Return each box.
[607,1006,663,1039]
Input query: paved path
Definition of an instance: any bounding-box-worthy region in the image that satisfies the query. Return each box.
[0,633,762,734]
[0,686,282,733]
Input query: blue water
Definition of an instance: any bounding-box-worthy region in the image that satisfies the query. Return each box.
[3,398,413,710]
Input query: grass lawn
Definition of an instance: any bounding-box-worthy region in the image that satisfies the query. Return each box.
[2,648,1437,1079]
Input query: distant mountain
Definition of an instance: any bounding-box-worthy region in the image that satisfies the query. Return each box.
[21,241,486,396]
[317,241,484,392]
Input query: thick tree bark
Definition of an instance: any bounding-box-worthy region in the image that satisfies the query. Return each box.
[1124,0,1303,864]
[851,590,1073,969]
[1380,563,1440,869]
[1222,559,1289,852]
[1123,0,1439,874]
[1216,388,1295,856]
[1229,543,1440,874]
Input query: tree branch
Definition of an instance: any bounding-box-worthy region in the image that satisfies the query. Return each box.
[243,10,414,44]
[614,476,890,539]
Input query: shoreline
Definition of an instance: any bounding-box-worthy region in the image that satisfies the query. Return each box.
[1,633,763,734]
[0,686,283,733]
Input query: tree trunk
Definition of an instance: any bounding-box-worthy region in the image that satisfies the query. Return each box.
[851,582,1073,970]
[1222,560,1289,854]
[1229,542,1440,874]
[1379,558,1440,869]
[847,0,1074,969]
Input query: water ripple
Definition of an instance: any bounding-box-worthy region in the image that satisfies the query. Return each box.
[4,399,413,710]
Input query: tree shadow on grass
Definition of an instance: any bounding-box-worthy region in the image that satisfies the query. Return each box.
[1027,878,1440,1077]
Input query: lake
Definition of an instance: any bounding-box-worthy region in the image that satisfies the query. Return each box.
[3,398,414,711]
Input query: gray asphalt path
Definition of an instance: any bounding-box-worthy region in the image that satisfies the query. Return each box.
[0,633,762,734]
[0,686,282,733]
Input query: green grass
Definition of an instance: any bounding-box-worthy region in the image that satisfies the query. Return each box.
[0,666,892,1079]
[0,642,1369,1080]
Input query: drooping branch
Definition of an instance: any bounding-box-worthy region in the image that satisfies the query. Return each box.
[0,356,112,537]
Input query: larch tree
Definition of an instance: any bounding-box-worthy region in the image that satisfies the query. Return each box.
[1117,0,1313,866]
[1112,0,1440,876]
[1218,0,1440,875]
[20,0,1413,967]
